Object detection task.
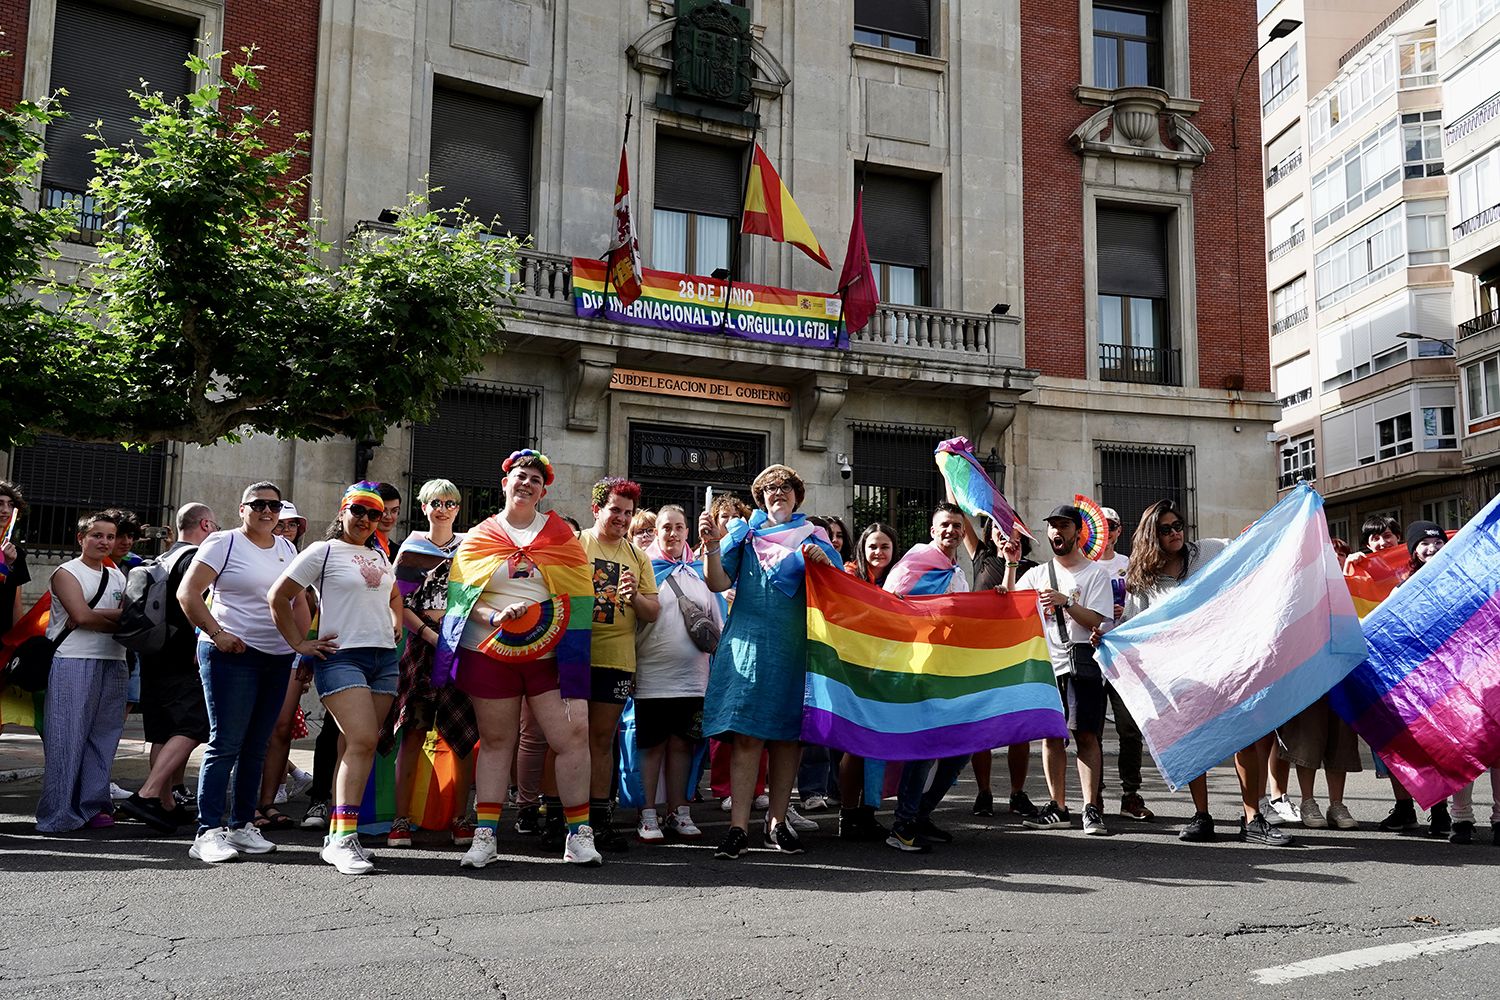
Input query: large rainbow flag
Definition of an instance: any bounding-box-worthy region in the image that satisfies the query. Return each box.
[801,562,1064,760]
[1098,483,1367,790]
[1,595,52,732]
[357,729,470,835]
[1330,493,1500,807]
[934,436,1031,540]
[1344,545,1410,619]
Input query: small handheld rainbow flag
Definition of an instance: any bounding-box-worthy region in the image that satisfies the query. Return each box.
[1342,546,1409,619]
[934,436,1031,540]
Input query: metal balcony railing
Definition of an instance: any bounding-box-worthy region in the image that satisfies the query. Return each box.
[1271,305,1308,335]
[1277,388,1312,408]
[1454,203,1500,240]
[1099,344,1182,387]
[1268,229,1305,262]
[1266,148,1303,189]
[1446,91,1500,145]
[1278,468,1315,489]
[1459,308,1500,339]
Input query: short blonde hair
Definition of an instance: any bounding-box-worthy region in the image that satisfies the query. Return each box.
[418,478,460,504]
[630,509,657,534]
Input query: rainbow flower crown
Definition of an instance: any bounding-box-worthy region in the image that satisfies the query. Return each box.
[503,449,555,486]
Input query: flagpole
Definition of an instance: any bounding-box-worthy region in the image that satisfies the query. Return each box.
[722,124,760,334]
[599,97,635,318]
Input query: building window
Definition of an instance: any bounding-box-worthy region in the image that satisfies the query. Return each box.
[851,422,954,552]
[1275,354,1313,409]
[863,173,932,306]
[1328,516,1350,541]
[1261,43,1300,115]
[1376,412,1413,459]
[1439,0,1500,52]
[429,85,534,237]
[1098,208,1175,385]
[1271,275,1308,334]
[1455,147,1500,236]
[1313,204,1404,310]
[1442,37,1500,126]
[1401,111,1444,179]
[9,436,169,559]
[1309,119,1400,235]
[1421,496,1463,529]
[407,381,538,536]
[1280,435,1316,488]
[1268,198,1305,260]
[1318,289,1451,391]
[1092,2,1163,89]
[1466,355,1500,425]
[1422,400,1458,449]
[42,0,195,235]
[1095,443,1194,555]
[1406,199,1450,265]
[1309,42,1396,151]
[653,134,743,276]
[1398,33,1439,88]
[853,0,931,54]
[1265,122,1303,188]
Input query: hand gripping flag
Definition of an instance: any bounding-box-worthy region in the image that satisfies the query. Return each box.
[742,143,831,269]
[933,436,1032,540]
[1330,492,1500,808]
[1097,483,1367,790]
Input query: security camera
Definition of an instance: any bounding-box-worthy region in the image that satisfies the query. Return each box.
[837,453,853,481]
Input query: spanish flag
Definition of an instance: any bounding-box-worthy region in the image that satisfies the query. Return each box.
[742,143,831,269]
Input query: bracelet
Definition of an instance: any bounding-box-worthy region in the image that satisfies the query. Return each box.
[1005,561,1019,567]
[208,627,224,639]
[488,610,499,627]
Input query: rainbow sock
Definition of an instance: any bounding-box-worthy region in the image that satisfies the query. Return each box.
[563,803,590,834]
[475,801,503,832]
[329,805,360,838]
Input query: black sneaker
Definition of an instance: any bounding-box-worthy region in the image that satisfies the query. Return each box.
[539,805,566,851]
[118,793,179,834]
[838,806,886,842]
[1239,813,1293,846]
[513,803,540,836]
[972,790,994,817]
[591,807,630,853]
[915,817,954,844]
[714,826,749,859]
[1178,811,1217,842]
[1377,800,1419,832]
[885,820,932,853]
[1429,802,1452,838]
[172,784,196,809]
[1450,820,1474,844]
[1021,801,1071,830]
[1009,790,1041,818]
[764,818,805,855]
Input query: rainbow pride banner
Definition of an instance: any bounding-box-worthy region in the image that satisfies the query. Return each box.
[802,562,1065,761]
[1331,492,1500,808]
[1344,545,1410,619]
[571,257,846,350]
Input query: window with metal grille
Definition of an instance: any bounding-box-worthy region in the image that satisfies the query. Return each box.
[9,436,170,558]
[406,381,538,534]
[1095,443,1194,555]
[43,0,195,236]
[1098,207,1177,386]
[854,0,931,54]
[428,84,534,236]
[628,425,765,530]
[654,134,745,275]
[851,422,953,554]
[863,172,933,306]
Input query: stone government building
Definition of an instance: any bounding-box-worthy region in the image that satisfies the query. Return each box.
[2,0,1276,577]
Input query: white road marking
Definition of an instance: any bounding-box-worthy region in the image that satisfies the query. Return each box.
[1253,927,1500,985]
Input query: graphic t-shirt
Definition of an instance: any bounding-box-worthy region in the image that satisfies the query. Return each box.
[580,529,657,672]
[279,539,397,650]
[1014,559,1113,676]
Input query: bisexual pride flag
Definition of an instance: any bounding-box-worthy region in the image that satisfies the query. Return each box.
[1098,484,1367,790]
[1331,492,1500,807]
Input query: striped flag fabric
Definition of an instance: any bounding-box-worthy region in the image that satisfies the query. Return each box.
[801,562,1066,761]
[934,436,1032,540]
[881,542,960,597]
[1098,483,1367,790]
[1330,492,1500,808]
[1343,545,1409,619]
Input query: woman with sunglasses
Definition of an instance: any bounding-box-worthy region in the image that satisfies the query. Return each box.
[177,482,308,864]
[269,482,402,875]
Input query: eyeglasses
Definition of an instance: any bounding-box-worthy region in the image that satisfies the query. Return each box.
[764,484,794,496]
[1156,521,1185,536]
[244,499,284,513]
[347,504,380,521]
[427,500,460,510]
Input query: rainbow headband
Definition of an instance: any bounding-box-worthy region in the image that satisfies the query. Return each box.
[503,449,554,486]
[342,482,385,513]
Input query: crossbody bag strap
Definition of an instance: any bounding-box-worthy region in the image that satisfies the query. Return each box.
[1047,561,1070,647]
[58,564,112,646]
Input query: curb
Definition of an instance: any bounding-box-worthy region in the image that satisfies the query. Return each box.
[0,767,44,783]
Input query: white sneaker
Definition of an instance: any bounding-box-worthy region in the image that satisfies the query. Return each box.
[321,833,374,875]
[1300,798,1329,829]
[720,796,733,812]
[1325,802,1358,830]
[284,767,314,800]
[753,793,770,810]
[564,825,603,866]
[225,823,277,855]
[637,808,664,843]
[665,806,701,839]
[273,783,288,805]
[1263,794,1299,826]
[188,827,241,864]
[459,827,499,868]
[802,795,829,812]
[109,782,132,802]
[785,805,818,832]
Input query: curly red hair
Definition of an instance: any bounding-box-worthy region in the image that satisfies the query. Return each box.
[591,476,642,511]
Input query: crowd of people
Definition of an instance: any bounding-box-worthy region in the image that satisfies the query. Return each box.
[1,457,1494,876]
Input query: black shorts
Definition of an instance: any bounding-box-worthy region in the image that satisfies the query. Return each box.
[634,697,704,748]
[590,666,635,705]
[1057,674,1106,736]
[140,663,210,744]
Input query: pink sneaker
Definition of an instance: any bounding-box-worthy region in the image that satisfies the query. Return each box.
[87,811,115,828]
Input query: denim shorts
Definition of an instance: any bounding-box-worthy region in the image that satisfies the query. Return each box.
[314,646,400,698]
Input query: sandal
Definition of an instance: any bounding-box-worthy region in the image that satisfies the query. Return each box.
[256,804,296,830]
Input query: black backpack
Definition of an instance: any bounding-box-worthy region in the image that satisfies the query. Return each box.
[115,545,197,655]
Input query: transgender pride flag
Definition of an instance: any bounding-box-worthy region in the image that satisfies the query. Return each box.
[1098,483,1367,790]
[1331,492,1500,807]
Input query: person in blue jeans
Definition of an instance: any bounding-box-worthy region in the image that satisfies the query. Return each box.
[177,482,309,864]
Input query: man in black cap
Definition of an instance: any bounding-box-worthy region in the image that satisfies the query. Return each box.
[998,505,1114,834]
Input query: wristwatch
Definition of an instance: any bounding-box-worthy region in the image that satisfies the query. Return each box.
[1064,596,1075,609]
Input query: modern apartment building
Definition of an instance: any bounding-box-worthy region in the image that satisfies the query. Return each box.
[3,0,1278,579]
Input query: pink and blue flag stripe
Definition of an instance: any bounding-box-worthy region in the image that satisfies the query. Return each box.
[1098,483,1367,790]
[882,543,960,597]
[1330,492,1500,808]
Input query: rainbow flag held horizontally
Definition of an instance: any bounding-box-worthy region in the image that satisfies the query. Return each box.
[801,563,1065,761]
[1344,545,1410,619]
[1330,492,1500,808]
[1098,483,1367,790]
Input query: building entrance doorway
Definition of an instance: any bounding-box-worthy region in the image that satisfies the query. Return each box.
[627,424,765,531]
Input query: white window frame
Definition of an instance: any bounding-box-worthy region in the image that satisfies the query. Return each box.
[1261,43,1300,116]
[1272,275,1307,333]
[1280,434,1316,485]
[1465,355,1500,426]
[1401,111,1444,179]
[1439,0,1500,52]
[1398,33,1438,89]
[1310,119,1401,235]
[1314,204,1405,310]
[1454,147,1500,227]
[1309,42,1397,153]
[1421,496,1463,530]
[1406,199,1451,265]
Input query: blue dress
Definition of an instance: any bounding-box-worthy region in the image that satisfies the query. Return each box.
[702,513,840,742]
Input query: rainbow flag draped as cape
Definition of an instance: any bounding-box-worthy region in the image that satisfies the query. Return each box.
[934,436,1031,540]
[801,562,1065,760]
[434,512,593,698]
[882,542,961,597]
[1098,483,1367,790]
[1343,545,1409,619]
[1330,493,1500,808]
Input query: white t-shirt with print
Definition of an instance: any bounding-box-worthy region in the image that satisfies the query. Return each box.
[193,530,298,655]
[1098,552,1130,622]
[1014,559,1113,676]
[279,539,397,650]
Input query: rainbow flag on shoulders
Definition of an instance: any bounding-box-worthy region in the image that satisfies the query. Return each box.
[801,563,1064,760]
[1331,492,1500,808]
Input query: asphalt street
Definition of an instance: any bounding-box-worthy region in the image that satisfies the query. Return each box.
[2,741,1497,1000]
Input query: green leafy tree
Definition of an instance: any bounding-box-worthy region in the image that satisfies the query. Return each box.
[1,47,518,448]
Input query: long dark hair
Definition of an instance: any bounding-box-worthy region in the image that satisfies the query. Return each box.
[855,522,901,585]
[1125,499,1197,594]
[822,514,852,562]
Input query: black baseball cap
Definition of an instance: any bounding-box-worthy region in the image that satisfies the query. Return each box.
[1045,504,1083,527]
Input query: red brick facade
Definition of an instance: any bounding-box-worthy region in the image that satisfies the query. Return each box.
[1,1,29,107]
[1019,1,1271,394]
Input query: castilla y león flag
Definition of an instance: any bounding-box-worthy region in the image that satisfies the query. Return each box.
[606,147,643,307]
[742,143,831,269]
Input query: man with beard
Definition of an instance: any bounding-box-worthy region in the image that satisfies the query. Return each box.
[999,505,1113,835]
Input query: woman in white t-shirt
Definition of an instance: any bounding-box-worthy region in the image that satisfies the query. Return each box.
[177,482,307,865]
[35,512,128,833]
[270,481,401,876]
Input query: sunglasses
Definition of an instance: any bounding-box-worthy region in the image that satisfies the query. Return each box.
[1157,521,1185,536]
[347,504,381,521]
[1106,521,1121,531]
[244,499,284,513]
[427,500,460,510]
